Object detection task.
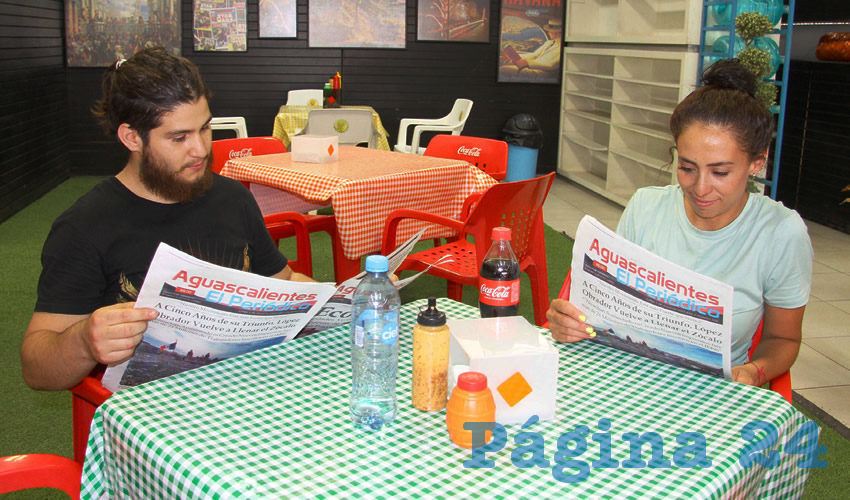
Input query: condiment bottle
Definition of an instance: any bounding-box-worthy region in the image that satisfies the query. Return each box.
[322,83,332,108]
[446,372,496,448]
[412,297,450,411]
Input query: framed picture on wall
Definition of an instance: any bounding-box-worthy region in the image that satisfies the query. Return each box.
[497,0,564,84]
[259,0,297,38]
[64,0,181,67]
[417,0,490,42]
[309,0,406,48]
[193,0,247,52]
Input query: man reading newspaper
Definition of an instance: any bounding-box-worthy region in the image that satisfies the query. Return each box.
[21,48,314,392]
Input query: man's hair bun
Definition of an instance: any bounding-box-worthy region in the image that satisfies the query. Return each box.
[701,59,757,98]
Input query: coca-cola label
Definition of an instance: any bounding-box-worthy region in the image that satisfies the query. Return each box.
[478,278,520,306]
[457,146,481,157]
[229,148,253,159]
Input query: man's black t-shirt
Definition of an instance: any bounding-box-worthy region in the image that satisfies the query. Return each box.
[36,174,288,315]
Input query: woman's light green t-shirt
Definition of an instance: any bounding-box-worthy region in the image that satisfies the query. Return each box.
[616,185,813,366]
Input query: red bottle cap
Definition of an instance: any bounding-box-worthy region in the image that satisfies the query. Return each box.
[491,227,511,241]
[457,372,488,392]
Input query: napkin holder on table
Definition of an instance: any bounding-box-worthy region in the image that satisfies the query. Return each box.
[448,316,558,425]
[291,134,339,163]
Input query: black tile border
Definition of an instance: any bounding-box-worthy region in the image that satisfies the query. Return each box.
[794,390,850,442]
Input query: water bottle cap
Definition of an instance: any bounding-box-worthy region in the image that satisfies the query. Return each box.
[457,371,488,392]
[491,227,511,241]
[417,297,446,327]
[365,255,389,273]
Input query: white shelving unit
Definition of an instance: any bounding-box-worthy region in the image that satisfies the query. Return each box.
[558,46,698,205]
[565,0,704,45]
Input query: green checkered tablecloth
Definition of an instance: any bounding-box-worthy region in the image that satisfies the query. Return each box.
[81,299,814,499]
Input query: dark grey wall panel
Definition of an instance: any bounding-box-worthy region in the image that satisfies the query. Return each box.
[778,60,850,234]
[0,0,68,223]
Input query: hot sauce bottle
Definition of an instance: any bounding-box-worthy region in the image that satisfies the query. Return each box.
[446,372,496,448]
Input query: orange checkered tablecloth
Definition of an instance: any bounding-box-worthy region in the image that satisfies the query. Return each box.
[273,105,391,151]
[221,146,498,260]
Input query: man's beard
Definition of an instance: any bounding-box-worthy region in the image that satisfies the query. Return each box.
[139,146,213,203]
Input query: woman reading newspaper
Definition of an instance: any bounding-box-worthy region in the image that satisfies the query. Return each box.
[546,59,813,387]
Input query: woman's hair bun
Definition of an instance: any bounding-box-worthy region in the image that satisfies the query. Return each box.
[701,59,757,97]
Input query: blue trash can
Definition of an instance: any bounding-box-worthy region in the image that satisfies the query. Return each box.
[505,145,539,182]
[502,114,543,182]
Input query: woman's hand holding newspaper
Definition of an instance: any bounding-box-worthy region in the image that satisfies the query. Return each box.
[546,299,596,343]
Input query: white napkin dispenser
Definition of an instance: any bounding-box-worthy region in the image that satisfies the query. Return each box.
[448,316,558,425]
[291,134,339,163]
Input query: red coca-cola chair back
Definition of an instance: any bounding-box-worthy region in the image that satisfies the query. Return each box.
[424,135,509,181]
[210,136,287,177]
[549,270,792,403]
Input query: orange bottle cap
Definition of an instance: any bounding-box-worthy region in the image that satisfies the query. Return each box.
[457,372,488,392]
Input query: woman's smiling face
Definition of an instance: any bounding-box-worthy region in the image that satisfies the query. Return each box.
[676,122,766,231]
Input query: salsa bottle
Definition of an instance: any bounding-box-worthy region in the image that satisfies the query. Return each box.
[412,297,450,411]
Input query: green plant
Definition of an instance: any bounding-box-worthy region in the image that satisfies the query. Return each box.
[735,11,774,41]
[734,11,779,193]
[735,12,778,109]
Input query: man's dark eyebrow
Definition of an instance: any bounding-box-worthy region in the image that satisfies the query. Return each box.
[166,116,213,137]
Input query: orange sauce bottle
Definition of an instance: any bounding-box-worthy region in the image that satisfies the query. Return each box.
[446,372,496,448]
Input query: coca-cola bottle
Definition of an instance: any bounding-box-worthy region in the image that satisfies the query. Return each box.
[478,227,520,318]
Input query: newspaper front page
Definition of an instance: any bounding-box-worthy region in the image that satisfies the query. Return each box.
[102,244,336,391]
[571,216,734,378]
[103,230,453,391]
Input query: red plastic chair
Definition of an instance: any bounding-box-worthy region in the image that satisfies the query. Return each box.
[382,173,554,326]
[0,453,82,498]
[70,369,111,464]
[424,135,509,181]
[548,270,792,403]
[211,137,341,278]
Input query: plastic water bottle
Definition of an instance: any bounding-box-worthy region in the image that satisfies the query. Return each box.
[350,255,401,431]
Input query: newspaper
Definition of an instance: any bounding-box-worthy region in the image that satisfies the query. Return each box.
[101,244,336,391]
[298,229,454,336]
[570,216,734,378]
[103,230,453,391]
